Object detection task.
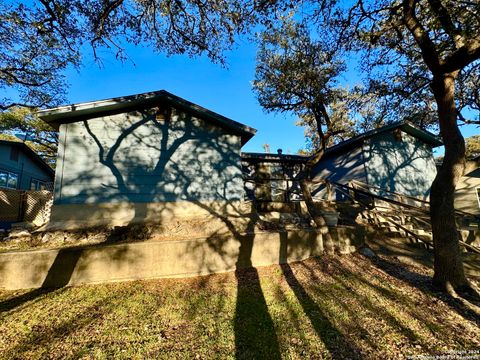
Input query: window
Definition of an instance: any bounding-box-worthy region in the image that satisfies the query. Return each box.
[30,179,48,191]
[10,147,19,161]
[0,171,18,189]
[0,172,7,187]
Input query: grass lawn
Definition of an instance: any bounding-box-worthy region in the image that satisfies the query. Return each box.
[0,253,479,359]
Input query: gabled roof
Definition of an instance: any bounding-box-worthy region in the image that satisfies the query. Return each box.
[241,122,441,166]
[323,121,442,158]
[0,140,55,177]
[37,90,257,145]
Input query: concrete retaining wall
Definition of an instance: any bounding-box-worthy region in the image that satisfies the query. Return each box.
[0,227,365,290]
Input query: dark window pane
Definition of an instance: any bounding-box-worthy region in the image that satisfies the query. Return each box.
[10,147,19,161]
[30,179,38,190]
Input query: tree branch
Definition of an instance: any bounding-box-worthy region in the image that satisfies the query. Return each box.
[402,0,442,74]
[426,0,465,48]
[441,39,480,73]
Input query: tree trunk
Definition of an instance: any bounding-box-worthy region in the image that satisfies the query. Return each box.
[297,144,339,254]
[300,146,328,228]
[429,72,470,294]
[300,178,327,229]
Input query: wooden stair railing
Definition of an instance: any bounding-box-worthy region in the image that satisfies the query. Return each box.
[326,180,480,255]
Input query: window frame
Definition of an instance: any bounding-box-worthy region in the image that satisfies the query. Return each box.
[30,178,48,191]
[0,170,19,189]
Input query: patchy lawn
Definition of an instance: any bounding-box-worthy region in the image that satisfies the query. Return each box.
[0,253,479,360]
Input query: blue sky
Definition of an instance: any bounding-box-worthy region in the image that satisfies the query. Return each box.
[62,39,478,155]
[64,40,305,154]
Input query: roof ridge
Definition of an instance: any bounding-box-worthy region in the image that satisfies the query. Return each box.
[37,90,256,146]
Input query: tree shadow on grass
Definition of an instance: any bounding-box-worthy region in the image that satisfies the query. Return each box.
[0,287,63,314]
[234,267,281,360]
[0,248,82,314]
[299,258,433,353]
[189,200,281,360]
[365,254,480,327]
[3,292,114,358]
[278,233,363,359]
[280,263,363,359]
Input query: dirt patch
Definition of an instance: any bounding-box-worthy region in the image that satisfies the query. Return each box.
[0,213,315,253]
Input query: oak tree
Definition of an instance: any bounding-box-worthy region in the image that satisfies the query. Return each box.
[466,135,480,159]
[253,19,359,227]
[1,0,288,110]
[340,0,480,295]
[0,107,58,166]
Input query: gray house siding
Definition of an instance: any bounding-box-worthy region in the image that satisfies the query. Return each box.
[309,130,437,201]
[0,142,53,190]
[311,146,367,200]
[54,106,244,205]
[312,146,367,184]
[454,160,480,216]
[362,132,437,199]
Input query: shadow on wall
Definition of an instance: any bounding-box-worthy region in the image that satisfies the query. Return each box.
[311,131,436,201]
[1,247,85,313]
[0,239,140,314]
[311,146,368,201]
[363,132,436,200]
[57,104,243,226]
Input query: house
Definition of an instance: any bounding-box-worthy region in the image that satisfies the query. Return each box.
[241,122,442,203]
[37,90,256,228]
[311,122,442,201]
[455,155,480,216]
[0,139,54,191]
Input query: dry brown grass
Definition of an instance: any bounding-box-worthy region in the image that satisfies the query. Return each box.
[0,253,479,359]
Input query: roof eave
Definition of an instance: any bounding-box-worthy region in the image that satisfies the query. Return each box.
[0,140,54,177]
[37,90,257,145]
[399,122,443,147]
[241,152,309,163]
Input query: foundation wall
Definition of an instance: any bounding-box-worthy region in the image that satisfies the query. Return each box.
[0,227,365,290]
[47,200,252,230]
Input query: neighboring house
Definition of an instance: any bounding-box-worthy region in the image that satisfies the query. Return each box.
[38,90,256,228]
[455,155,480,216]
[310,122,442,201]
[0,140,54,191]
[242,122,442,203]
